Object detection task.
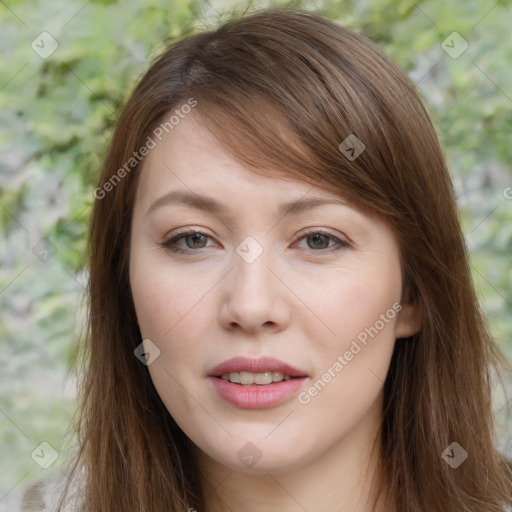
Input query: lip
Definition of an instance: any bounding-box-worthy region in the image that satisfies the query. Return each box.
[207,356,309,409]
[208,356,309,378]
[208,376,308,409]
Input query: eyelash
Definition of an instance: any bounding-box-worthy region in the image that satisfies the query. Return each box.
[161,229,349,255]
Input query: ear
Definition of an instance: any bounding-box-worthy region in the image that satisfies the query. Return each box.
[395,287,423,339]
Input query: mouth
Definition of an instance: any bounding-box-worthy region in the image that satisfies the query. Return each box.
[208,371,308,409]
[208,358,309,409]
[217,371,301,386]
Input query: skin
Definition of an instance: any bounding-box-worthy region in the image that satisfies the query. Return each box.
[129,111,422,512]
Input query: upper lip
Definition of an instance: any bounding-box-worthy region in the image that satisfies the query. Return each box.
[208,356,309,378]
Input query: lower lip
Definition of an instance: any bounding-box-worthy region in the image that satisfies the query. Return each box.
[208,376,308,409]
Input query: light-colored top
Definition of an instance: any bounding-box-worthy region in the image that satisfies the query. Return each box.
[19,468,84,512]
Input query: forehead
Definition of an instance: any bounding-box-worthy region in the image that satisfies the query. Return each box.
[135,111,349,211]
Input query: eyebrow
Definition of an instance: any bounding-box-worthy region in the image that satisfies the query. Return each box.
[146,190,348,218]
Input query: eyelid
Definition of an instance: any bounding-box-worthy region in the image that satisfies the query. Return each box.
[161,227,350,254]
[296,227,347,241]
[163,227,213,240]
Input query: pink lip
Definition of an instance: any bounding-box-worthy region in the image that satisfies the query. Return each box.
[208,377,307,409]
[208,356,308,378]
[207,356,309,409]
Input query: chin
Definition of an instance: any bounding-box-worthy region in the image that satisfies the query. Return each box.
[198,434,313,474]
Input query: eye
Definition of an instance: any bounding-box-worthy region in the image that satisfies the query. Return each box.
[295,229,349,253]
[162,230,216,254]
[161,229,349,255]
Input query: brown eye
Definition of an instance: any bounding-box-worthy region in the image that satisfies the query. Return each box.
[183,233,208,249]
[296,230,349,253]
[162,230,213,253]
[306,233,331,250]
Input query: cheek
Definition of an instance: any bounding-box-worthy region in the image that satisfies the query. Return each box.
[129,254,212,382]
[130,252,199,340]
[130,276,171,339]
[302,270,400,407]
[299,261,402,350]
[129,263,207,421]
[297,263,401,416]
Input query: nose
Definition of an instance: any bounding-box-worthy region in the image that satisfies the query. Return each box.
[218,243,291,334]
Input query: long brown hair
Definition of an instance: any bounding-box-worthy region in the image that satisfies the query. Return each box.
[58,6,512,511]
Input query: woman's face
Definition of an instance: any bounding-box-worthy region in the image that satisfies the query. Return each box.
[129,111,421,475]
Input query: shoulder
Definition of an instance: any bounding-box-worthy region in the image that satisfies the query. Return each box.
[19,465,85,512]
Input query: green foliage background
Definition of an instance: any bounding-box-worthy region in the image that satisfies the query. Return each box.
[1,0,511,508]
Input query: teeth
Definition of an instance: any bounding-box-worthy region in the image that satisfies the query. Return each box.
[229,372,240,383]
[220,371,294,385]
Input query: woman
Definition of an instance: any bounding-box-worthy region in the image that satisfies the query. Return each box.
[21,6,512,512]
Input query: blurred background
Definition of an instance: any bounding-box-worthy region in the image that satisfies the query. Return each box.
[0,0,511,509]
